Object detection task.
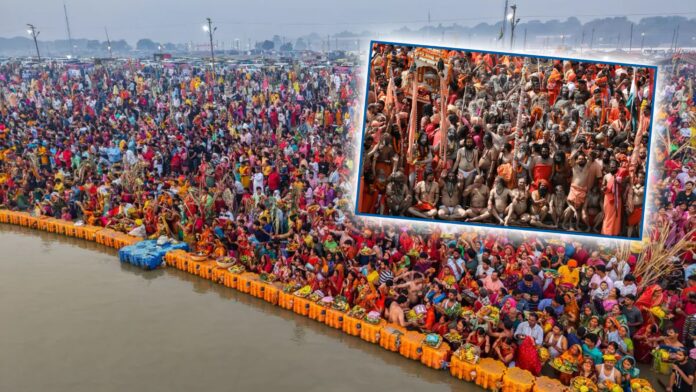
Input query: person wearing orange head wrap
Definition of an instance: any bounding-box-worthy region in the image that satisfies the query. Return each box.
[530,178,556,229]
[557,259,580,288]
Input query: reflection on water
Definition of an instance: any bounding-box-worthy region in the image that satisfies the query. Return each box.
[0,224,476,392]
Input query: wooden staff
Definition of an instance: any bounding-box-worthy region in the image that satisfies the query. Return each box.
[407,71,418,161]
[439,67,449,163]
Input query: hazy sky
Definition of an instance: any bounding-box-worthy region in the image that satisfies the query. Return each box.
[2,0,694,45]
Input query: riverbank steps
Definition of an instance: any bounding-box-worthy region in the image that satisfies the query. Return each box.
[0,209,657,392]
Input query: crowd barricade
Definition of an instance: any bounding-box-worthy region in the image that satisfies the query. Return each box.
[249,279,266,299]
[502,367,536,392]
[224,271,240,289]
[421,341,451,370]
[379,323,405,351]
[324,308,344,329]
[0,210,143,251]
[533,376,567,392]
[450,355,478,381]
[342,314,362,336]
[236,272,256,294]
[262,284,280,305]
[360,319,385,344]
[475,357,508,390]
[399,331,424,361]
[277,290,294,310]
[292,296,311,316]
[308,301,327,323]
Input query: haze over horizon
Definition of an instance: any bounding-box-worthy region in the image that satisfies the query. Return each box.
[2,0,694,45]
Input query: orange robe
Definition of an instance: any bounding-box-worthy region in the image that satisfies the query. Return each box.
[602,173,622,236]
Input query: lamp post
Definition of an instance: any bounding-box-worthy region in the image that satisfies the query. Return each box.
[27,24,41,61]
[508,5,520,50]
[641,32,645,51]
[203,18,217,77]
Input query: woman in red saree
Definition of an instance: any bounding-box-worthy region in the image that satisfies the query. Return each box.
[635,285,666,327]
[633,320,661,363]
[516,335,542,375]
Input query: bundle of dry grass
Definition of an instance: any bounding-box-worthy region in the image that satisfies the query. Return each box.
[629,225,696,290]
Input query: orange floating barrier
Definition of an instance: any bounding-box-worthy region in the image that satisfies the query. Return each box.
[533,376,566,392]
[211,267,228,285]
[18,213,32,227]
[0,210,10,223]
[399,331,424,360]
[63,222,77,237]
[421,341,451,369]
[342,315,362,336]
[236,273,255,294]
[224,272,240,289]
[9,211,22,225]
[292,296,311,316]
[197,260,216,280]
[324,308,344,329]
[164,249,186,267]
[361,319,385,344]
[277,291,294,310]
[249,279,266,299]
[379,324,405,351]
[475,358,507,390]
[502,367,535,392]
[450,356,478,381]
[308,302,327,323]
[263,284,280,305]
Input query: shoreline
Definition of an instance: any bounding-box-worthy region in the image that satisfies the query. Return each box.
[0,209,663,392]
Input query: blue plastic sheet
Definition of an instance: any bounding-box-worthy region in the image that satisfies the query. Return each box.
[118,240,189,270]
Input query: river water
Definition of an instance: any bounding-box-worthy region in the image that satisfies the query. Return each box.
[0,224,475,392]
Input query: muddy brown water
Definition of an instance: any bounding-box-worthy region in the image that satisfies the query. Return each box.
[0,224,479,392]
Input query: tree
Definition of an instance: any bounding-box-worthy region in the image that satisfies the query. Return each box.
[110,40,132,52]
[260,40,274,51]
[294,38,307,51]
[136,38,158,51]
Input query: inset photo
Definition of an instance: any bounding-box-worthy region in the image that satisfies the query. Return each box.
[356,41,656,240]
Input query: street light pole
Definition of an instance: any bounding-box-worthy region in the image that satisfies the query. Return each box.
[590,28,595,50]
[509,4,519,50]
[205,17,216,78]
[27,24,41,61]
[640,32,645,51]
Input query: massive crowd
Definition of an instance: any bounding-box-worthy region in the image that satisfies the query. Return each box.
[358,44,654,238]
[0,50,694,391]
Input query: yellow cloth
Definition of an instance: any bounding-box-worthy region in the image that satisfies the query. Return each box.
[557,265,579,286]
[367,270,379,285]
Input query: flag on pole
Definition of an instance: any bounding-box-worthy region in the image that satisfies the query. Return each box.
[626,72,638,133]
[407,77,418,161]
[439,71,449,161]
[385,76,396,109]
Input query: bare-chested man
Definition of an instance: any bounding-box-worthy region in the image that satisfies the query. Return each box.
[582,184,604,233]
[394,271,426,306]
[479,133,499,184]
[529,180,555,229]
[564,150,592,230]
[408,170,439,219]
[368,133,399,191]
[625,172,645,237]
[528,143,553,191]
[383,170,412,216]
[549,185,568,228]
[453,135,479,187]
[469,176,511,224]
[463,174,490,221]
[438,171,466,220]
[504,177,531,226]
